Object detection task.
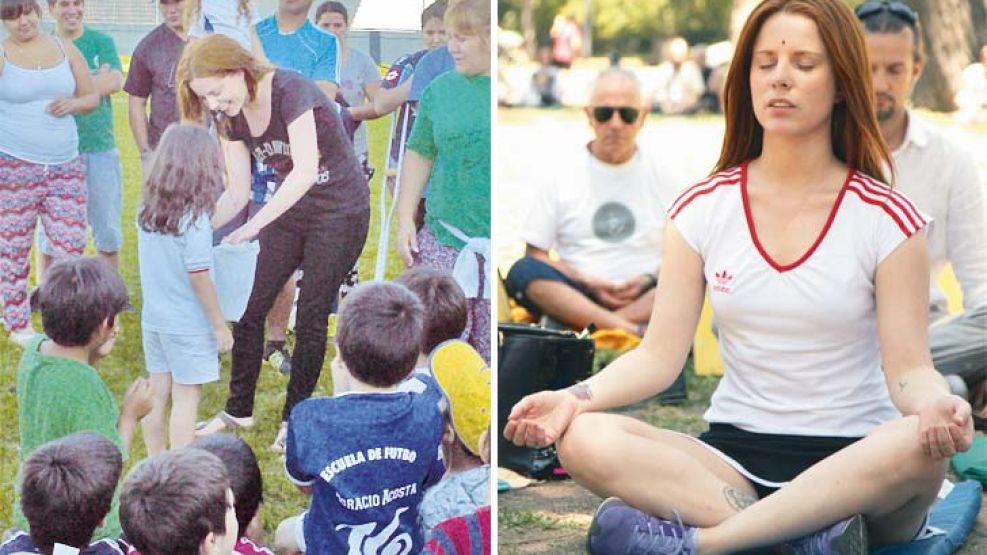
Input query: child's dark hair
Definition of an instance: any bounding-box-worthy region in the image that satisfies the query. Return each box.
[20,432,123,553]
[138,124,220,235]
[33,257,130,347]
[421,0,447,27]
[120,449,231,555]
[395,267,467,354]
[337,282,424,387]
[189,434,262,538]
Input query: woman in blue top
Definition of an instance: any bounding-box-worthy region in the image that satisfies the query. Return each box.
[0,0,97,346]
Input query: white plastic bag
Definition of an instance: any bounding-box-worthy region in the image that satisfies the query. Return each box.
[212,241,260,322]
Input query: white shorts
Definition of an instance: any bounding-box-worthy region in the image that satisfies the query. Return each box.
[142,329,220,385]
[294,511,308,553]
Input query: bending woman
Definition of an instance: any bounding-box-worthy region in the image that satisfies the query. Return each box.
[177,34,369,450]
[505,0,974,553]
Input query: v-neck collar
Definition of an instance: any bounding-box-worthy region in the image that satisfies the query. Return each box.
[741,161,852,273]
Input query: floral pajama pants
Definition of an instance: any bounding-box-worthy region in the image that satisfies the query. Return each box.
[0,153,86,331]
[413,225,491,363]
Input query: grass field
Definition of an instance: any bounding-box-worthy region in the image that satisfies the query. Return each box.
[0,93,404,541]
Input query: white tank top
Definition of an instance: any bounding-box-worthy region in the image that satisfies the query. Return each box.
[0,37,79,164]
[669,163,930,437]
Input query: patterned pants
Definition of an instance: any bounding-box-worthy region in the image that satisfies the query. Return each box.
[413,226,491,363]
[0,153,87,331]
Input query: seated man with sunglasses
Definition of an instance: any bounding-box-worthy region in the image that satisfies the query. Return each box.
[505,69,679,336]
[857,1,987,399]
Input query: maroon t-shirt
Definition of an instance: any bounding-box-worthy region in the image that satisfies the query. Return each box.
[123,24,186,149]
[226,69,368,218]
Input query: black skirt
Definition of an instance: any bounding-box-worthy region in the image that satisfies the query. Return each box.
[697,423,863,499]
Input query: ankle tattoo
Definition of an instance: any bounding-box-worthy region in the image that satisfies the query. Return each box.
[723,486,756,512]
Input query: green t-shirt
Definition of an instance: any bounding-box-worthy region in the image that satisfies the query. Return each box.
[73,27,122,153]
[13,336,126,540]
[407,72,491,249]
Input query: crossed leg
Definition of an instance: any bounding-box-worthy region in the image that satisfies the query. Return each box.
[558,412,759,527]
[698,416,943,553]
[525,280,642,335]
[559,413,945,553]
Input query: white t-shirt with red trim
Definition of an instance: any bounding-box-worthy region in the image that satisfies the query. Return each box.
[669,163,930,437]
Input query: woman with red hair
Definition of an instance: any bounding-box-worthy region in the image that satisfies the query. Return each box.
[505,0,974,553]
[176,34,369,451]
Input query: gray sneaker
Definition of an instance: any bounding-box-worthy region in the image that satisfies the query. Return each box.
[786,515,867,555]
[264,343,292,376]
[587,497,698,555]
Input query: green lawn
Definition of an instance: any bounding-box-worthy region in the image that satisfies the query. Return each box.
[0,93,404,541]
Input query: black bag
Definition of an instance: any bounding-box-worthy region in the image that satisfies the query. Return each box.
[498,323,595,479]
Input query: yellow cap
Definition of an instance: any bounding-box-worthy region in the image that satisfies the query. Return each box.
[429,339,491,456]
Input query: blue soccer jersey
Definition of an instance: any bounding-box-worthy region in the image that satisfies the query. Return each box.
[408,46,454,102]
[0,531,125,555]
[286,391,444,554]
[254,16,339,84]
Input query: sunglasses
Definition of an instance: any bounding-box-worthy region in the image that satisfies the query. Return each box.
[854,1,918,26]
[591,106,640,124]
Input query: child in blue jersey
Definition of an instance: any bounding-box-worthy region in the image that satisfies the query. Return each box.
[137,124,233,455]
[274,282,445,555]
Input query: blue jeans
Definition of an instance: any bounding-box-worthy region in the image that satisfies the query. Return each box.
[38,149,122,254]
[504,256,590,317]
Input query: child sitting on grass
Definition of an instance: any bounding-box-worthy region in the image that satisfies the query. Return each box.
[0,432,126,554]
[119,449,238,555]
[419,340,492,537]
[13,257,153,540]
[395,267,468,376]
[274,282,445,555]
[394,267,466,411]
[189,434,273,555]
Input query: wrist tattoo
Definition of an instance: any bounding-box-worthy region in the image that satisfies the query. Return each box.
[898,379,908,392]
[567,382,593,402]
[723,486,756,512]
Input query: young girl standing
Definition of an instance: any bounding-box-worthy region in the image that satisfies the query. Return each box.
[137,124,234,454]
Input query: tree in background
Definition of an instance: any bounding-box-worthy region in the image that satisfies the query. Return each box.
[498,0,732,61]
[911,0,987,110]
[500,0,987,112]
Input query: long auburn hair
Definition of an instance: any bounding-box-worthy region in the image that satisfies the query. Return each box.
[176,33,273,135]
[715,0,893,184]
[138,124,220,235]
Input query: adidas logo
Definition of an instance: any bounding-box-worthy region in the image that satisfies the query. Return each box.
[713,270,733,293]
